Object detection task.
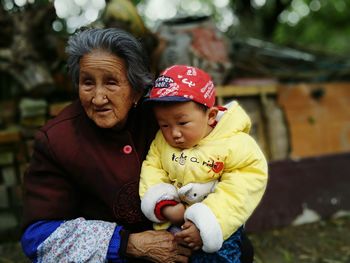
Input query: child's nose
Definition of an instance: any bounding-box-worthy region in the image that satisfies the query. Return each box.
[171,128,181,138]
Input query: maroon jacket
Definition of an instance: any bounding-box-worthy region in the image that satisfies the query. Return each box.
[22,100,158,232]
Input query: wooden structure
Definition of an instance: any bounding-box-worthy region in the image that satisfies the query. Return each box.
[216,83,277,105]
[278,82,350,158]
[0,128,26,238]
[216,82,288,161]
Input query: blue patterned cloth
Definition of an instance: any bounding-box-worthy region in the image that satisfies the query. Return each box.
[190,227,243,263]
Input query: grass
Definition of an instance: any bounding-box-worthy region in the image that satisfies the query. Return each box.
[250,216,350,263]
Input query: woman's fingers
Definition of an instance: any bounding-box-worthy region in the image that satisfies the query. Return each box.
[175,245,191,263]
[177,244,192,257]
[175,254,189,263]
[127,230,192,263]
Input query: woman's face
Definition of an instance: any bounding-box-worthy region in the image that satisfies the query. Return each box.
[79,50,141,129]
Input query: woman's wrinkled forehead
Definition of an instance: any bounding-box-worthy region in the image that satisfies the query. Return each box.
[79,50,126,74]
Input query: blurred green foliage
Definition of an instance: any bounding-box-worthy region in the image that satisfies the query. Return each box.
[2,0,350,56]
[133,0,350,56]
[273,0,350,55]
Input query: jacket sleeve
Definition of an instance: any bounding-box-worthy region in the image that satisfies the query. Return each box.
[185,132,268,244]
[21,219,125,262]
[139,131,179,223]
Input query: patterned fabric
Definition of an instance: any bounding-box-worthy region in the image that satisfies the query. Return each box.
[21,220,63,261]
[36,217,116,263]
[190,227,243,263]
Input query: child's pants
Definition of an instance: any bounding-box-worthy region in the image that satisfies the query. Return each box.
[190,227,243,263]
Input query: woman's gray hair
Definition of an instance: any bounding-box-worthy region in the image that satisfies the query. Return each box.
[66,28,153,94]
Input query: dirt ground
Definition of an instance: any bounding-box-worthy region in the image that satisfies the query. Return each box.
[250,216,350,263]
[0,216,349,263]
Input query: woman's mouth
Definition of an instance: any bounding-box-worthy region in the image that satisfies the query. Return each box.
[95,108,112,114]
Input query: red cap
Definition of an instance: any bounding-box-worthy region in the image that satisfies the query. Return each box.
[147,65,215,107]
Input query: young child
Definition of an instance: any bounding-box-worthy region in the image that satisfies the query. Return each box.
[139,65,268,262]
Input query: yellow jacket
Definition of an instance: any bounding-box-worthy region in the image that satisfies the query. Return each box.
[140,101,268,252]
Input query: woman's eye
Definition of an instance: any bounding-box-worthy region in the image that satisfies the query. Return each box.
[179,122,188,126]
[82,79,93,85]
[106,78,118,85]
[107,81,117,85]
[80,80,94,88]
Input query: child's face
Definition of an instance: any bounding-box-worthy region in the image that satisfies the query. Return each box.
[153,101,217,149]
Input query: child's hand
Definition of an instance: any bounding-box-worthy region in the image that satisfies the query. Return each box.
[162,203,185,225]
[175,220,203,250]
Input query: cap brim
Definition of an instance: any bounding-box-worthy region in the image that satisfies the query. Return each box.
[144,96,192,104]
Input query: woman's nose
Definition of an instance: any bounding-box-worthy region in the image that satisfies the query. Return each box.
[92,89,108,105]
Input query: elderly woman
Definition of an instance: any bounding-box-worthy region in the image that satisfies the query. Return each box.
[20,28,193,262]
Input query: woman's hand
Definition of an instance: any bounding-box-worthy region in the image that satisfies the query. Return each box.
[162,203,186,226]
[126,230,191,262]
[175,220,203,251]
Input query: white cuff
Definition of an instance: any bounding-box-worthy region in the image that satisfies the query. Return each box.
[184,203,223,253]
[141,183,179,223]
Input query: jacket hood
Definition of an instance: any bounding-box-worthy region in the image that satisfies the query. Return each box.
[205,101,251,140]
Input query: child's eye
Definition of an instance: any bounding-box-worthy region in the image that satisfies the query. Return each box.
[160,124,169,128]
[179,122,188,126]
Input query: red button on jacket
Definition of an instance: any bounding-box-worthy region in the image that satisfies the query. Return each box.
[123,145,133,154]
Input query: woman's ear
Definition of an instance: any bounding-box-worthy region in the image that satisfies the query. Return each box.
[133,91,144,106]
[207,107,219,126]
